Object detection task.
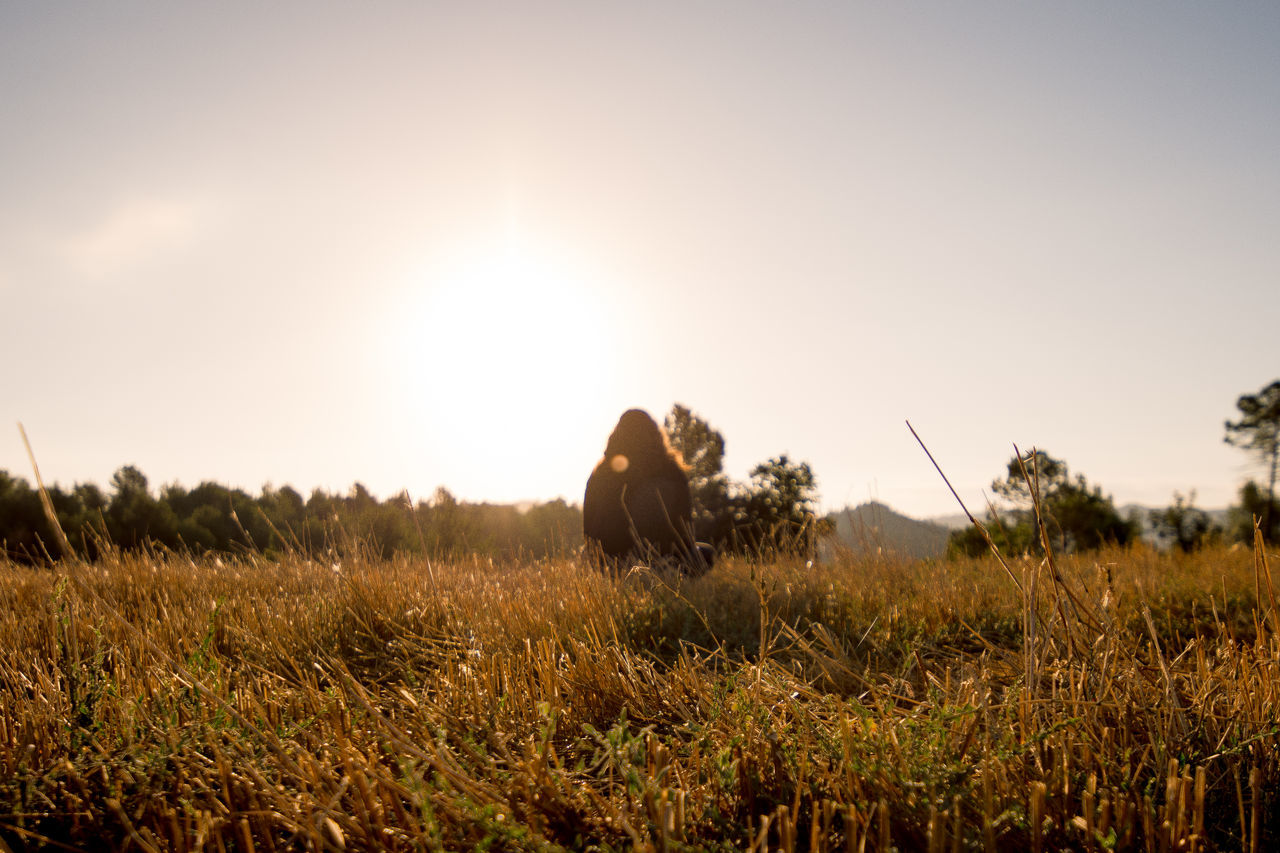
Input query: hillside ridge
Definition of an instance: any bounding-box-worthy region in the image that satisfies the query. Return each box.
[826,501,952,560]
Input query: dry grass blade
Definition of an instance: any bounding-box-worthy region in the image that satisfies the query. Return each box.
[905,421,1022,594]
[1253,519,1278,640]
[1140,601,1190,739]
[18,422,74,560]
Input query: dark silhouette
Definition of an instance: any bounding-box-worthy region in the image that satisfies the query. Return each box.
[1149,491,1218,553]
[1224,379,1280,538]
[661,403,826,557]
[737,454,824,555]
[948,449,1137,557]
[583,409,713,574]
[664,404,734,546]
[0,465,583,565]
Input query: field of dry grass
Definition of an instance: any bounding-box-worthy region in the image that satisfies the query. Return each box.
[1,538,1278,851]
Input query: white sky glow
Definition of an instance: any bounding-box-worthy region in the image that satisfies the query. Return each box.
[2,3,1278,518]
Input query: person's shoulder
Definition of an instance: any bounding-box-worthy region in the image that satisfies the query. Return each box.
[658,453,689,479]
[653,461,691,496]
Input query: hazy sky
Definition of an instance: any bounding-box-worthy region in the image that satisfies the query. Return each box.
[3,4,1278,519]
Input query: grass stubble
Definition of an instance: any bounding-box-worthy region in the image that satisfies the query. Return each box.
[0,529,1277,852]
[4,427,1280,851]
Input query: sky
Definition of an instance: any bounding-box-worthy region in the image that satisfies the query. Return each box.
[3,3,1278,520]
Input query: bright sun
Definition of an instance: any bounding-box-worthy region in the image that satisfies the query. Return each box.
[390,231,621,502]
[428,242,599,384]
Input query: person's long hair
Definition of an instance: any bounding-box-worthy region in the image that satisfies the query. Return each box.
[602,409,688,471]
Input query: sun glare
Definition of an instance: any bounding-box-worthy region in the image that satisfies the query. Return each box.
[391,232,620,502]
[429,243,594,378]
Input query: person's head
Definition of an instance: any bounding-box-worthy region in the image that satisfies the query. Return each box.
[604,409,685,468]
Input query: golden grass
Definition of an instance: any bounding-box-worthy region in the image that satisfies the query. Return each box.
[0,540,1276,851]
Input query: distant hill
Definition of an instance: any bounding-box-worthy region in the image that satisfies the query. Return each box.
[825,502,1238,561]
[825,502,952,560]
[927,513,973,531]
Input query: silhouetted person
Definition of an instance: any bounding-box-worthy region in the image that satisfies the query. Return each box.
[584,408,713,575]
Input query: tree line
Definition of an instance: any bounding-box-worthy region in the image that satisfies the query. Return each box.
[0,466,583,565]
[948,379,1280,557]
[5,381,1273,565]
[0,404,825,565]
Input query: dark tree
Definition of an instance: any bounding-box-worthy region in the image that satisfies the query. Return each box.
[106,466,179,550]
[259,485,307,550]
[951,450,1135,556]
[522,498,583,556]
[48,481,108,557]
[664,404,734,546]
[736,455,823,555]
[1225,380,1280,537]
[425,487,464,557]
[162,480,263,553]
[0,472,117,562]
[0,471,50,561]
[1227,481,1280,544]
[663,405,828,558]
[1149,491,1216,553]
[583,409,710,574]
